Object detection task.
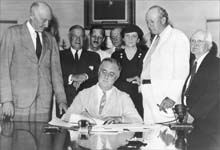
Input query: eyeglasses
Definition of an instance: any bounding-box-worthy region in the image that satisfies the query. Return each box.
[190,39,205,45]
[100,69,117,79]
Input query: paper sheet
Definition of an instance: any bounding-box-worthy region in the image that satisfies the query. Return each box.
[48,117,77,128]
[91,123,158,132]
[62,113,105,126]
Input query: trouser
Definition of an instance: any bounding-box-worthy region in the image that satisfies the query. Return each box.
[141,84,175,124]
[0,97,51,122]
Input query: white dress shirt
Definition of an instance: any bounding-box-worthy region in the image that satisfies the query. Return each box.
[97,84,113,111]
[88,48,111,60]
[70,47,82,59]
[26,21,42,50]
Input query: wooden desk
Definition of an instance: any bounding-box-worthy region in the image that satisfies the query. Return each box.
[0,121,219,150]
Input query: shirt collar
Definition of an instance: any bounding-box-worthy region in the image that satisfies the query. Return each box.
[159,25,172,39]
[70,47,82,57]
[195,51,209,71]
[27,21,35,34]
[97,83,113,99]
[88,48,101,52]
[27,21,42,37]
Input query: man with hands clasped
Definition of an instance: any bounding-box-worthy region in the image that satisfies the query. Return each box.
[60,25,100,106]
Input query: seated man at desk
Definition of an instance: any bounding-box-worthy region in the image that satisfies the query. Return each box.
[62,58,143,124]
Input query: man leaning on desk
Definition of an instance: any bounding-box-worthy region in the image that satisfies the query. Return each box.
[62,58,143,124]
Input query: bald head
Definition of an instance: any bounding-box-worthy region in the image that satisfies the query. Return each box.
[29,2,52,32]
[190,30,213,59]
[145,5,169,35]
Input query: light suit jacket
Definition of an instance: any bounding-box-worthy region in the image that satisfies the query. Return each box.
[0,22,66,110]
[141,25,190,108]
[63,84,143,123]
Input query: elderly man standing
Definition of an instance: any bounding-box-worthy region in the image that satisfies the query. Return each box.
[183,30,220,132]
[0,2,67,121]
[141,5,190,124]
[62,58,143,124]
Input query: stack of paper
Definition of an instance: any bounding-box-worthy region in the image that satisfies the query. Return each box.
[48,117,77,128]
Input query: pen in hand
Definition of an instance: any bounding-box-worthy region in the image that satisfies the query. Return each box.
[157,104,167,113]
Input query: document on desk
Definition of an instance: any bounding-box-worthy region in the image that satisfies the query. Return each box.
[48,117,77,128]
[91,123,155,133]
[62,113,105,126]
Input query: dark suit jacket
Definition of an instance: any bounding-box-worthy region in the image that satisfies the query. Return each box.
[185,52,220,133]
[60,48,100,106]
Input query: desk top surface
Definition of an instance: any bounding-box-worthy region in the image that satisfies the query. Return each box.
[0,121,219,150]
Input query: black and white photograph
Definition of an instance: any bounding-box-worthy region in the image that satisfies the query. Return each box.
[0,0,219,150]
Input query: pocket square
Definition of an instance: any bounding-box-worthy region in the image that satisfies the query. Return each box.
[89,66,94,71]
[68,74,73,85]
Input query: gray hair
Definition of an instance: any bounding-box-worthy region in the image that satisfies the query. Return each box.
[192,29,213,49]
[30,1,52,15]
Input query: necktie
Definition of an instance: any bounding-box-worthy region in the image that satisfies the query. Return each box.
[184,61,197,96]
[75,50,79,62]
[35,31,42,60]
[99,91,106,114]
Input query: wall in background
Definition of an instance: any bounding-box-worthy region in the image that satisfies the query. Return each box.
[136,0,220,52]
[0,0,219,49]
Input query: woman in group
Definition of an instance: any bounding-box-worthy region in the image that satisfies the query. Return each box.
[111,24,148,118]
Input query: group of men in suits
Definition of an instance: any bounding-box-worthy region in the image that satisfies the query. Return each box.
[0,1,219,132]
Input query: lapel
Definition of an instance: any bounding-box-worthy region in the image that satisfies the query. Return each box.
[193,52,213,82]
[152,25,172,58]
[188,52,213,93]
[21,22,38,63]
[80,49,88,60]
[20,22,51,64]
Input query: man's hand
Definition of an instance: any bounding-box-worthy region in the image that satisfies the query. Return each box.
[158,97,175,113]
[103,116,122,125]
[58,102,67,116]
[70,74,88,82]
[73,81,83,90]
[1,121,14,136]
[2,102,14,120]
[126,76,141,85]
[186,112,194,123]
